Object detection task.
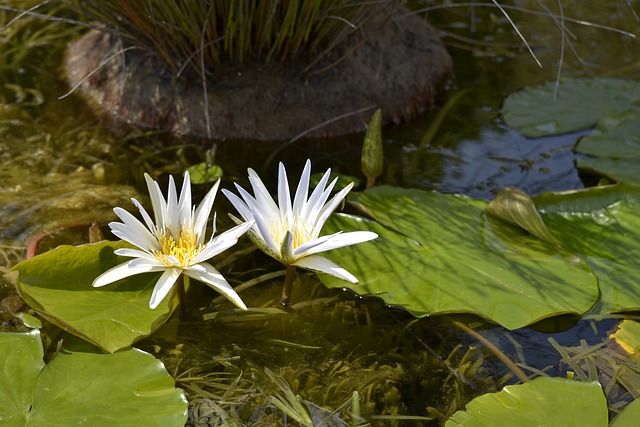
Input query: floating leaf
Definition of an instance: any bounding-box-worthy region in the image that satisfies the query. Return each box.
[609,320,640,357]
[610,397,640,427]
[186,162,223,184]
[8,241,176,353]
[320,186,597,330]
[0,331,187,426]
[0,331,44,426]
[486,187,561,247]
[445,377,607,427]
[503,78,640,137]
[534,183,640,315]
[575,110,640,185]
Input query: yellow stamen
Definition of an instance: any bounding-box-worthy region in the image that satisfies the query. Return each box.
[155,228,203,267]
[270,217,313,251]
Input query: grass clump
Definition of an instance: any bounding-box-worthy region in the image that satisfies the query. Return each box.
[71,0,376,76]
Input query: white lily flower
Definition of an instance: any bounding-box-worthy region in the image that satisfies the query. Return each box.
[222,159,377,284]
[93,172,253,310]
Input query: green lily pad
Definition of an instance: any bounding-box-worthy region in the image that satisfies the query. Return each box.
[321,186,598,330]
[445,377,607,427]
[611,397,640,427]
[534,183,640,315]
[7,241,175,353]
[502,78,640,137]
[575,110,640,185]
[0,331,187,426]
[610,320,640,356]
[0,331,45,426]
[186,162,224,184]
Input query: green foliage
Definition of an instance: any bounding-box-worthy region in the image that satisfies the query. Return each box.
[610,320,640,356]
[575,110,640,185]
[74,0,372,76]
[0,1,80,83]
[502,78,640,138]
[0,330,44,426]
[611,398,640,427]
[0,330,187,426]
[486,187,561,247]
[361,109,383,189]
[321,186,598,330]
[8,241,176,353]
[534,183,640,316]
[445,377,608,427]
[503,77,640,186]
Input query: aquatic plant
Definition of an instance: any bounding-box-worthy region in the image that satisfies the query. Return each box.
[93,172,253,309]
[223,159,377,305]
[71,0,375,76]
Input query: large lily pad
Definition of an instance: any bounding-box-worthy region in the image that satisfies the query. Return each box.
[8,241,175,353]
[534,184,640,315]
[610,320,640,356]
[445,377,607,427]
[321,186,598,330]
[502,78,640,137]
[0,331,187,426]
[0,331,45,426]
[611,398,640,427]
[575,110,640,186]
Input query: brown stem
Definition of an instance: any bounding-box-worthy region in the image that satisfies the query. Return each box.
[280,265,297,306]
[176,275,189,313]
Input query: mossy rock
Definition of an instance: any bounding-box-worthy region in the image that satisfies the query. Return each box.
[64,5,451,141]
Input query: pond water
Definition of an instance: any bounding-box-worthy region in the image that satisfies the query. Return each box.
[1,0,639,425]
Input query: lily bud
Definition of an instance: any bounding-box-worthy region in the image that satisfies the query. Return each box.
[361,109,383,189]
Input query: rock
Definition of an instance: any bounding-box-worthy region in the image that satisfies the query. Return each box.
[64,5,451,141]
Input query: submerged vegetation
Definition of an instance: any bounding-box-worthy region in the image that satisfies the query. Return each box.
[1,0,640,426]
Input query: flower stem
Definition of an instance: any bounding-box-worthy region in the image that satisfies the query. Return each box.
[176,275,189,313]
[280,265,297,306]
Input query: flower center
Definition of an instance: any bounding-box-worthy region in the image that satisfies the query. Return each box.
[155,228,203,267]
[271,216,313,251]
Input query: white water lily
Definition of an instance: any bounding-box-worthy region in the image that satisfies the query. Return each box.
[222,159,377,286]
[93,172,253,310]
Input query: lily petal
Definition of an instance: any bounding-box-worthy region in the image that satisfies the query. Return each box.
[277,162,293,223]
[113,247,155,259]
[300,231,378,257]
[223,189,255,223]
[279,231,295,263]
[92,261,163,288]
[149,267,182,309]
[185,262,247,310]
[177,172,193,226]
[293,232,339,258]
[193,220,253,263]
[248,168,280,216]
[110,210,159,252]
[292,254,358,283]
[145,173,168,230]
[194,178,220,239]
[252,209,280,254]
[292,159,311,217]
[312,182,354,234]
[301,167,332,222]
[165,175,180,235]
